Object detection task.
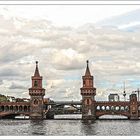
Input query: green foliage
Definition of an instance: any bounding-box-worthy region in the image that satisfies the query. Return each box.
[0,94,9,102]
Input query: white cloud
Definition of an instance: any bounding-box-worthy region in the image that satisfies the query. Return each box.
[0,5,140,27]
[0,6,140,101]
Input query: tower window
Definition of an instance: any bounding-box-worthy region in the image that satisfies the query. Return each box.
[83,81,85,86]
[87,99,89,105]
[85,98,91,105]
[34,99,38,105]
[34,81,38,87]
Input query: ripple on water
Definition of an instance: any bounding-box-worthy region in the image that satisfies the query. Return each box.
[0,117,140,136]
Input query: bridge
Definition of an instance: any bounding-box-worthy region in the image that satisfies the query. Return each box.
[95,101,130,118]
[0,102,30,119]
[46,101,82,105]
[0,61,140,120]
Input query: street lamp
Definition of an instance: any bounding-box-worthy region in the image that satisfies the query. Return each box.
[123,92,126,101]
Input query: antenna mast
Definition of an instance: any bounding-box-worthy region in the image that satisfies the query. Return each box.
[123,82,126,101]
[135,88,140,102]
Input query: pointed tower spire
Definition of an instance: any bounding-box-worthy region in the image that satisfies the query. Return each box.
[85,60,91,76]
[34,61,40,77]
[80,60,96,120]
[29,61,45,119]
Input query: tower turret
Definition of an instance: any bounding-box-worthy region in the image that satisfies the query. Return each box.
[80,60,96,120]
[29,61,45,119]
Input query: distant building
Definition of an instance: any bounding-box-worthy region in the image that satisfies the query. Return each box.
[7,96,15,102]
[22,98,30,102]
[108,94,120,101]
[44,98,51,104]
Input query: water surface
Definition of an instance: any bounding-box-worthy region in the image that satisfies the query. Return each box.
[0,115,140,136]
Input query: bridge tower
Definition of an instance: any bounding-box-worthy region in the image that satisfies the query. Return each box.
[29,61,45,119]
[80,60,96,120]
[129,94,138,120]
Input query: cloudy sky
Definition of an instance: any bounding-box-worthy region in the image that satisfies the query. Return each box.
[0,5,140,101]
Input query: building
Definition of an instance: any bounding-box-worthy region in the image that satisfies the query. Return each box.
[108,94,120,102]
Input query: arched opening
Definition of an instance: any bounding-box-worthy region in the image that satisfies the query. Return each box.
[24,106,28,112]
[125,106,129,111]
[19,106,23,112]
[83,80,86,87]
[102,106,105,111]
[99,114,128,119]
[111,106,114,111]
[138,106,140,112]
[96,106,100,110]
[15,106,18,111]
[34,99,39,105]
[10,106,13,111]
[120,106,125,111]
[34,80,38,87]
[106,106,110,111]
[13,106,16,111]
[5,106,9,111]
[115,106,120,111]
[28,106,30,112]
[87,99,89,105]
[1,106,4,111]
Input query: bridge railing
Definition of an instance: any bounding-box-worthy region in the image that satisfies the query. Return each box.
[46,101,82,105]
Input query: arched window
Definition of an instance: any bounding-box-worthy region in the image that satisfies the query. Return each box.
[19,106,22,111]
[34,81,38,87]
[87,99,89,105]
[24,106,27,112]
[84,98,92,105]
[1,106,4,111]
[10,106,13,111]
[34,99,39,105]
[96,106,100,110]
[83,81,85,86]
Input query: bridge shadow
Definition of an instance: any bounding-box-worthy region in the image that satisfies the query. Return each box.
[29,120,46,135]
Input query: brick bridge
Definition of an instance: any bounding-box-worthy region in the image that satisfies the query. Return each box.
[0,102,30,119]
[0,61,140,120]
[95,101,140,118]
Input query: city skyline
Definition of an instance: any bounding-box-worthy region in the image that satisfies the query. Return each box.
[0,5,140,101]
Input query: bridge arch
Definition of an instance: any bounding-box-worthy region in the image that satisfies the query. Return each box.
[1,106,4,111]
[28,106,30,111]
[120,106,125,111]
[105,106,109,110]
[125,106,129,111]
[101,106,105,110]
[96,111,129,118]
[5,106,9,111]
[96,106,100,110]
[19,106,23,112]
[24,106,28,112]
[138,106,140,111]
[111,106,114,111]
[115,106,119,111]
[10,106,13,111]
[98,114,128,119]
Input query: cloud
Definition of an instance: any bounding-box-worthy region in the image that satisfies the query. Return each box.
[50,48,85,70]
[96,9,140,30]
[9,82,26,89]
[0,7,140,101]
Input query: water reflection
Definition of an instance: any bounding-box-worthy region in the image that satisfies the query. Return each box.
[81,120,97,135]
[1,116,140,135]
[29,120,46,135]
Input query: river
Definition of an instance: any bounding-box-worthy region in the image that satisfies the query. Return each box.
[0,115,140,136]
